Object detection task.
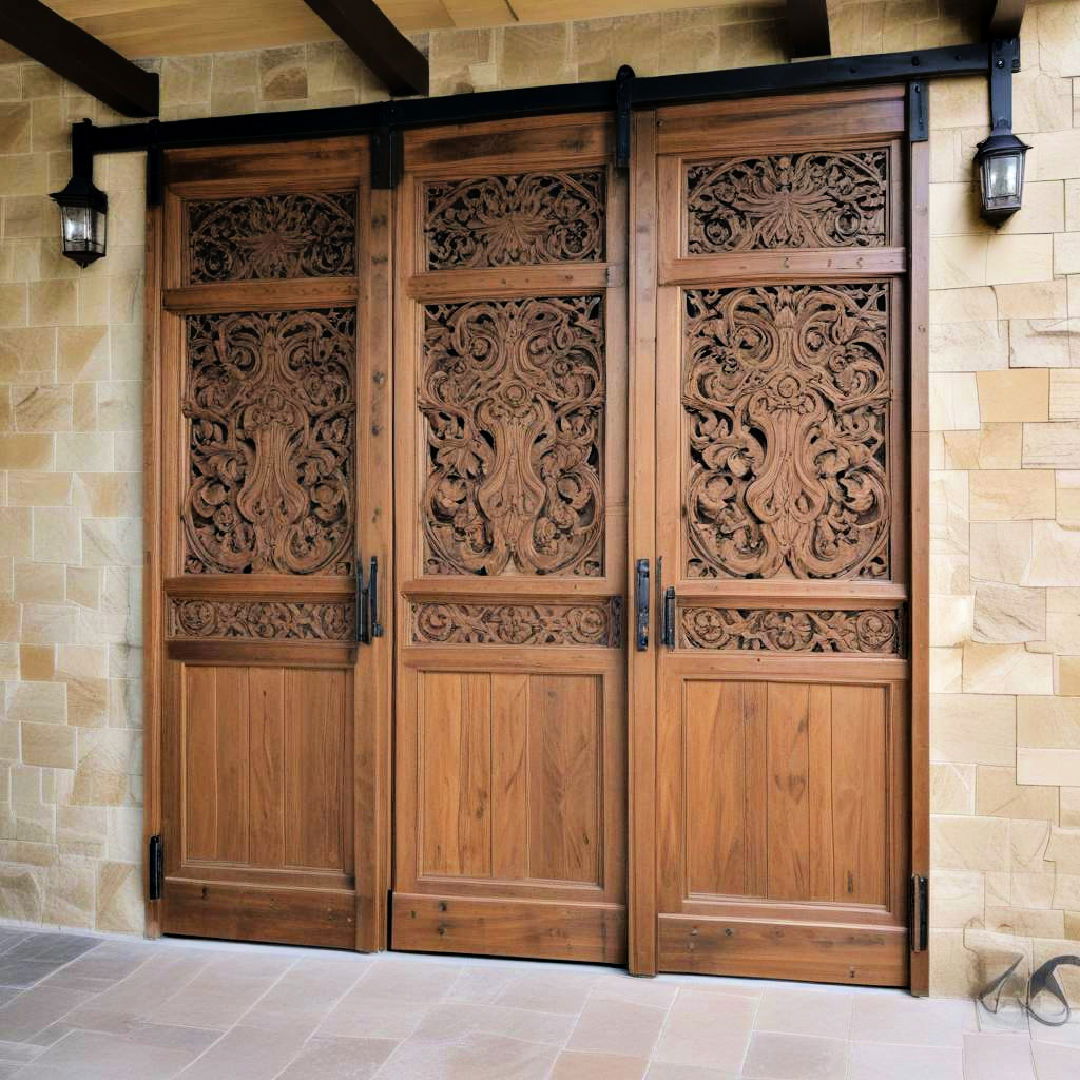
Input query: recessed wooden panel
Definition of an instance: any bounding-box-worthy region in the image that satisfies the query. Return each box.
[416,669,604,887]
[679,678,889,908]
[180,664,351,874]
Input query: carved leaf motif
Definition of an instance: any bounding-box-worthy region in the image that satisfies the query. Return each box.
[421,295,605,577]
[410,600,619,646]
[679,606,901,655]
[170,598,354,640]
[687,150,888,253]
[424,170,605,270]
[187,192,357,283]
[183,308,355,576]
[684,283,890,580]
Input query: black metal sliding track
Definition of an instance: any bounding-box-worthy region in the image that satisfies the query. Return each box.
[73,40,1005,193]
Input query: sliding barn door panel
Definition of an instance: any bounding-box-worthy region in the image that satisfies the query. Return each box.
[154,138,390,949]
[393,116,628,964]
[649,87,911,986]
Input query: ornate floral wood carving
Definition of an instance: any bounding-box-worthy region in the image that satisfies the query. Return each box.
[169,598,354,640]
[421,294,605,577]
[679,606,901,655]
[684,283,890,580]
[686,150,888,253]
[183,308,354,576]
[187,192,357,283]
[410,599,620,646]
[423,170,605,270]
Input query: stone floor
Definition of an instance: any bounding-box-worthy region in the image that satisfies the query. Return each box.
[0,927,1077,1079]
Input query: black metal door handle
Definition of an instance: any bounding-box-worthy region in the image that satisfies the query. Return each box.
[356,557,370,645]
[635,558,650,651]
[368,556,383,638]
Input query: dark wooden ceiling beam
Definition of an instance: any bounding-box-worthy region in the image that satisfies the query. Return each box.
[0,0,158,117]
[786,0,832,59]
[302,0,428,97]
[986,0,1026,37]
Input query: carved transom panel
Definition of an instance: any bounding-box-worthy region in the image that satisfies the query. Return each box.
[421,295,605,577]
[186,192,357,283]
[686,149,888,253]
[169,598,354,641]
[183,307,355,576]
[423,170,605,270]
[410,600,620,647]
[684,283,890,580]
[679,606,901,654]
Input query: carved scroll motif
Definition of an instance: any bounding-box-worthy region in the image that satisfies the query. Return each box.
[410,600,620,647]
[183,308,354,576]
[424,170,605,270]
[421,295,605,577]
[169,598,354,640]
[679,606,901,655]
[684,283,890,580]
[686,150,888,253]
[187,192,357,283]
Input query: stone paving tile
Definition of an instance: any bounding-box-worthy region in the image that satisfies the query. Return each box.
[849,1040,963,1079]
[741,1031,849,1080]
[374,1030,559,1080]
[2,936,98,965]
[0,962,62,990]
[552,1050,650,1078]
[0,986,94,1044]
[12,1028,197,1079]
[173,1024,309,1080]
[275,1034,397,1079]
[566,998,668,1059]
[963,1031,1037,1079]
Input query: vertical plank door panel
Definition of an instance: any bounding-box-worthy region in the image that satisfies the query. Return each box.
[154,138,387,948]
[392,115,628,964]
[650,87,912,986]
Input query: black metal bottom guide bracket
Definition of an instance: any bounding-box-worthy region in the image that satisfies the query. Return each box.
[69,41,1012,198]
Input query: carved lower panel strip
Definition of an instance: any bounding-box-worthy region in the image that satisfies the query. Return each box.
[678,606,902,655]
[410,600,621,647]
[169,598,355,641]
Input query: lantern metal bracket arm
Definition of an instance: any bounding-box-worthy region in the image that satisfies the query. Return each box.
[62,40,1008,205]
[989,36,1021,133]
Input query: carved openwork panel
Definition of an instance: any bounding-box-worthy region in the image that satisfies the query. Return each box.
[686,149,888,253]
[679,606,901,654]
[421,294,605,577]
[684,283,890,580]
[410,599,620,647]
[169,598,354,640]
[423,170,605,270]
[186,192,357,283]
[183,307,355,576]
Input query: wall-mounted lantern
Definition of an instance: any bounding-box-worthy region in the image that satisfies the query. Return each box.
[51,117,108,268]
[50,173,108,267]
[975,127,1029,224]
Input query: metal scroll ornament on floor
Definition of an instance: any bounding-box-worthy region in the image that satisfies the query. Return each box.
[978,953,1080,1026]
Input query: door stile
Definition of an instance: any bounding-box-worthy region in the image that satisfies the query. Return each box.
[627,110,659,976]
[354,184,395,951]
[907,136,931,996]
[142,197,165,939]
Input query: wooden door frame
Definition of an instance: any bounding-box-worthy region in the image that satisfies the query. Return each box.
[625,95,931,994]
[140,139,394,951]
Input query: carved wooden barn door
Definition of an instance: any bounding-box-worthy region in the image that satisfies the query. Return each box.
[391,116,629,963]
[151,139,392,949]
[644,88,913,985]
